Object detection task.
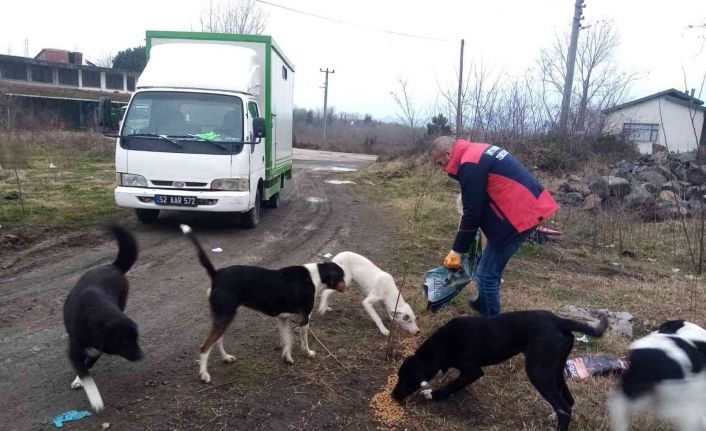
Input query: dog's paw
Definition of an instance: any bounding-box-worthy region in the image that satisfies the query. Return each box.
[283,354,294,365]
[305,349,316,358]
[70,376,83,390]
[420,388,433,400]
[222,355,235,364]
[200,372,212,384]
[318,306,332,315]
[380,327,390,337]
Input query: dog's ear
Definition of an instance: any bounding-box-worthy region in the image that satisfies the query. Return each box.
[658,320,686,334]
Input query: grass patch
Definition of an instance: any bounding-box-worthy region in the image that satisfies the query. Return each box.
[0,131,128,226]
[354,155,705,430]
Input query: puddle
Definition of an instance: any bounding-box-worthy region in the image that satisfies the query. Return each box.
[306,197,327,203]
[325,180,356,185]
[311,166,358,172]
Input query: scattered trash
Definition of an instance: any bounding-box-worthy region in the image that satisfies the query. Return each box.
[671,268,680,273]
[102,423,111,430]
[49,162,57,169]
[52,410,92,428]
[363,180,376,186]
[323,252,333,259]
[647,257,657,262]
[211,247,223,253]
[305,197,327,203]
[564,355,629,381]
[575,335,590,344]
[423,234,482,312]
[561,305,634,338]
[325,180,356,185]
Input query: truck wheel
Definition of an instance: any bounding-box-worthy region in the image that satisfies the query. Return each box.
[242,189,261,228]
[266,192,280,209]
[136,208,160,224]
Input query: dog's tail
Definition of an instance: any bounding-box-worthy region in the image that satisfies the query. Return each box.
[559,315,609,338]
[110,225,138,273]
[180,224,217,279]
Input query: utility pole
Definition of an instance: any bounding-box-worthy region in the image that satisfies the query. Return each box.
[319,68,335,147]
[456,39,464,139]
[558,0,585,134]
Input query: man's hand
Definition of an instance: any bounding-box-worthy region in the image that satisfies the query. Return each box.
[443,251,462,270]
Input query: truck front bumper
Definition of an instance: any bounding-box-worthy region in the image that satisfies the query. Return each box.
[114,186,251,213]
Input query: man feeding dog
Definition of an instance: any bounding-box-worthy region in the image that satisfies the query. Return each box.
[429,136,560,315]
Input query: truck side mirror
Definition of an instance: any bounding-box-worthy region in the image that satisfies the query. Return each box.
[252,117,266,142]
[98,96,119,134]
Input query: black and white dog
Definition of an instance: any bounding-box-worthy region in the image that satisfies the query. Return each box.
[180,225,347,383]
[392,310,608,431]
[609,320,706,431]
[63,225,143,412]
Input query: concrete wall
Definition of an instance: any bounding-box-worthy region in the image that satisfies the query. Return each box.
[605,97,705,153]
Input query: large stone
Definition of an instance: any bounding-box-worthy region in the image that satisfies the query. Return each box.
[658,190,681,204]
[635,169,668,187]
[560,192,583,205]
[661,180,681,196]
[687,167,706,185]
[561,180,591,196]
[589,177,609,199]
[655,164,674,181]
[625,184,656,210]
[686,185,706,202]
[605,176,631,197]
[649,151,669,164]
[560,305,633,339]
[673,152,697,164]
[582,193,603,211]
[655,203,690,221]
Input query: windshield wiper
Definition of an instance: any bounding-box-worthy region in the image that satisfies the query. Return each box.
[170,135,229,151]
[125,133,183,148]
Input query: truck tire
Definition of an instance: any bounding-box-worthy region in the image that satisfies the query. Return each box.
[266,192,280,209]
[242,189,261,229]
[136,208,160,224]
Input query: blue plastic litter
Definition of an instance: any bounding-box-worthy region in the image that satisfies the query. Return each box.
[52,410,92,428]
[423,233,482,312]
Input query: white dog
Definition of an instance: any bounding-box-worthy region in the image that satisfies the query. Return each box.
[609,320,706,431]
[319,251,420,336]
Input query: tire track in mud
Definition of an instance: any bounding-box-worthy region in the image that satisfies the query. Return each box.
[0,156,372,430]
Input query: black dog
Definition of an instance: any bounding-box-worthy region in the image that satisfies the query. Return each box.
[63,225,143,412]
[180,224,347,383]
[392,310,608,431]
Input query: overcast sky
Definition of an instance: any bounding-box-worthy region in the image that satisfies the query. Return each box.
[2,0,704,119]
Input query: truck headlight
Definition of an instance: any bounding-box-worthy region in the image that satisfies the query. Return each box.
[120,173,148,187]
[212,178,249,191]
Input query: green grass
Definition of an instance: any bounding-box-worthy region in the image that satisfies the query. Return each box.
[354,155,704,431]
[0,131,127,226]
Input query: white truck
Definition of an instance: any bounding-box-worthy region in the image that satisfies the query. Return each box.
[100,31,294,228]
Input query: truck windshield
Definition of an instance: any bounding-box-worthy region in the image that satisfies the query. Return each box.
[122,91,244,143]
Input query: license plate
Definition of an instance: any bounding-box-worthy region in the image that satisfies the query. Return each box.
[154,195,198,207]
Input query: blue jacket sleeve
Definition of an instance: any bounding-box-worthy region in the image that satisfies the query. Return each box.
[452,162,487,253]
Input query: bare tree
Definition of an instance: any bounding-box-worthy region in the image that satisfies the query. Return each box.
[201,0,268,35]
[94,52,114,68]
[390,78,424,150]
[538,21,634,136]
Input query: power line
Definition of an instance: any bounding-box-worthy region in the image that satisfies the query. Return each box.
[255,0,452,42]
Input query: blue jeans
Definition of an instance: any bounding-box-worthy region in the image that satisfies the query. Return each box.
[473,234,523,316]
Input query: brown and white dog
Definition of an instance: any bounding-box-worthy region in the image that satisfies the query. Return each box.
[180,225,347,383]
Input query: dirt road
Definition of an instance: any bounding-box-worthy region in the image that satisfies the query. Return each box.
[0,149,388,430]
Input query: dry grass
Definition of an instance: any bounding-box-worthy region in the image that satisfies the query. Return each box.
[354,156,705,430]
[0,130,126,226]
